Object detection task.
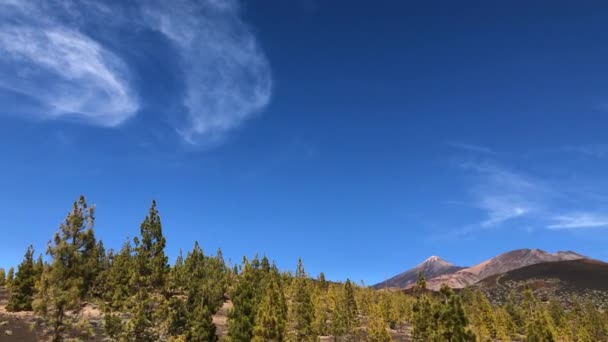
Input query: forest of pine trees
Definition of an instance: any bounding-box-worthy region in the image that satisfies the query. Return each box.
[1,195,608,341]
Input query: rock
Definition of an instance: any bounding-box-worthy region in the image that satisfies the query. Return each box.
[0,321,8,326]
[5,329,13,336]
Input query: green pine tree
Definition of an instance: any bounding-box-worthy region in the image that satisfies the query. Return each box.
[100,240,135,310]
[367,302,393,342]
[6,266,14,289]
[438,285,476,342]
[253,270,288,341]
[7,245,37,311]
[0,268,6,287]
[181,242,228,341]
[133,200,169,291]
[287,259,315,342]
[168,249,186,295]
[312,284,329,337]
[228,257,263,341]
[317,272,327,291]
[186,290,217,341]
[33,195,97,341]
[411,291,437,341]
[342,279,359,335]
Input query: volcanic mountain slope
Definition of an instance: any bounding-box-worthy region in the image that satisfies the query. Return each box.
[474,259,608,308]
[423,249,585,291]
[372,256,465,289]
[477,258,608,291]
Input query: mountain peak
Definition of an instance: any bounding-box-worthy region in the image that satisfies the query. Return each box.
[372,256,465,289]
[424,255,441,262]
[419,255,455,267]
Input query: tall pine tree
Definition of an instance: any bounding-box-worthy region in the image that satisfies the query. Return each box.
[7,245,37,311]
[33,195,97,341]
[134,200,168,291]
[287,259,315,342]
[228,257,262,341]
[253,269,288,341]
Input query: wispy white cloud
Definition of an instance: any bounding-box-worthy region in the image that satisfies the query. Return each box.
[460,162,543,228]
[0,0,272,143]
[452,157,608,236]
[548,213,608,229]
[448,141,495,155]
[139,0,272,144]
[0,1,138,126]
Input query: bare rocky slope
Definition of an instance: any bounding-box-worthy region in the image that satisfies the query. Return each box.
[372,256,465,289]
[474,259,608,309]
[422,249,585,290]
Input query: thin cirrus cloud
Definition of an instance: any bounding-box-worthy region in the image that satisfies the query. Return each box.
[139,0,272,144]
[460,162,542,228]
[0,0,138,126]
[0,0,272,143]
[454,159,608,234]
[548,213,608,229]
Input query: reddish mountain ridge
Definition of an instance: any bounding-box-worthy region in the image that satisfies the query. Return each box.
[372,256,465,289]
[421,249,585,290]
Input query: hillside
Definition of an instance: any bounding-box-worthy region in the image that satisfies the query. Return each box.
[372,256,465,289]
[420,249,585,290]
[475,259,608,308]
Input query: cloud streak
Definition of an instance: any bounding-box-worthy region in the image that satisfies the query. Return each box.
[453,158,608,235]
[140,0,272,144]
[0,0,272,143]
[460,162,542,228]
[548,213,608,229]
[0,1,138,126]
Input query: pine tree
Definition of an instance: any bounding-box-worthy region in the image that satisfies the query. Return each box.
[103,311,124,342]
[124,290,159,341]
[415,272,426,295]
[7,245,37,311]
[317,272,327,291]
[367,302,393,342]
[186,290,216,342]
[6,266,14,289]
[522,288,556,342]
[342,279,359,335]
[122,201,172,341]
[463,288,496,340]
[228,257,262,341]
[526,314,555,342]
[411,290,437,341]
[253,271,288,341]
[33,254,44,281]
[0,268,5,287]
[379,291,399,330]
[312,284,329,337]
[287,259,315,342]
[100,240,134,310]
[438,285,476,342]
[168,249,186,295]
[33,195,97,341]
[181,242,228,341]
[134,200,168,291]
[329,283,347,337]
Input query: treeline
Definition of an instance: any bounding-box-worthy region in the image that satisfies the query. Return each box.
[1,196,607,341]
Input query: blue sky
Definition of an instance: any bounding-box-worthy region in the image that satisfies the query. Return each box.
[1,0,608,285]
